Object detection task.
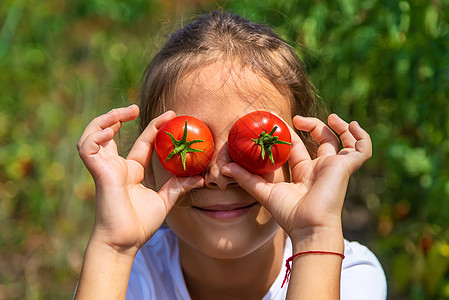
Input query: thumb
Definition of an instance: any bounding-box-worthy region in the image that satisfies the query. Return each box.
[158,176,204,210]
[221,163,275,207]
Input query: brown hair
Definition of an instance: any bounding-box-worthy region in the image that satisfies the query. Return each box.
[139,11,318,155]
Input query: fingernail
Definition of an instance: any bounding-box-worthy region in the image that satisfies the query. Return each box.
[293,115,304,123]
[221,165,231,175]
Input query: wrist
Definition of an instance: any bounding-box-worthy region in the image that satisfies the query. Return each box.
[289,225,344,254]
[284,226,344,298]
[88,230,141,259]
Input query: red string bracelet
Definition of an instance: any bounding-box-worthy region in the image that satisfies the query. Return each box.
[281,250,345,288]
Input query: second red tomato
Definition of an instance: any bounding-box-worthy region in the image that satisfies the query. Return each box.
[227,111,292,175]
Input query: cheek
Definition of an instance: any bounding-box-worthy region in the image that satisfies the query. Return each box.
[261,163,291,183]
[148,156,172,190]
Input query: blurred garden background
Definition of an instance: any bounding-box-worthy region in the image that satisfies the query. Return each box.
[0,0,448,299]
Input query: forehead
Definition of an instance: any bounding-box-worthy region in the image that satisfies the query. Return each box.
[166,62,292,127]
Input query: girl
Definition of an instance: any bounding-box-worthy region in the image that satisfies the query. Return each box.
[74,11,386,299]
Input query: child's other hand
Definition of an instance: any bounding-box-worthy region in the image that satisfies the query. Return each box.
[77,105,204,256]
[222,114,372,247]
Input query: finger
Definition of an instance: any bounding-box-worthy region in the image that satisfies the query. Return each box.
[78,127,115,158]
[349,121,372,159]
[158,176,204,210]
[327,114,357,149]
[221,163,275,206]
[77,105,139,150]
[286,121,312,168]
[78,127,115,176]
[338,121,372,173]
[126,110,176,168]
[293,115,340,156]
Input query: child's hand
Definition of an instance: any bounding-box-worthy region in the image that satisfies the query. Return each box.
[222,114,372,247]
[77,105,204,255]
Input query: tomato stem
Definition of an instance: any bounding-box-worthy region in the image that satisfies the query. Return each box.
[251,126,291,164]
[164,120,205,171]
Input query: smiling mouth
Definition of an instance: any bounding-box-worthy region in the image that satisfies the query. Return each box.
[192,202,258,219]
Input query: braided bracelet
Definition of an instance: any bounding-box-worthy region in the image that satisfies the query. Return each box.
[281,250,345,288]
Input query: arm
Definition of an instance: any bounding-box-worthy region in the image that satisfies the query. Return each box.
[74,239,136,299]
[222,114,372,299]
[74,105,203,299]
[286,226,345,299]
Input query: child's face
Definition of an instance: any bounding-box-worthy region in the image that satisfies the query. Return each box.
[149,62,293,259]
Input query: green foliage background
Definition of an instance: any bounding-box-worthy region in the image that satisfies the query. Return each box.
[0,0,448,299]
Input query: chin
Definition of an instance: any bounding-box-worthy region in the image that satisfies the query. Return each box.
[200,227,281,259]
[164,171,287,259]
[167,207,281,260]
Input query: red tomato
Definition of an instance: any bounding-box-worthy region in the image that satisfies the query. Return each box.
[155,116,214,176]
[227,111,291,175]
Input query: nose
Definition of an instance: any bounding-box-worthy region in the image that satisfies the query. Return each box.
[204,140,238,191]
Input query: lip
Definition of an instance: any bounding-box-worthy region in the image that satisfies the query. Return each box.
[193,202,258,220]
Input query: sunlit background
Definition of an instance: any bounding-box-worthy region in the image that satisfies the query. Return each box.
[0,0,448,299]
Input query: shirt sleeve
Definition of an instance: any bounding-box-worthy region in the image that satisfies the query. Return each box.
[341,240,387,300]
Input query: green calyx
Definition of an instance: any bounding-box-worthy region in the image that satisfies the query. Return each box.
[251,126,291,164]
[164,120,205,171]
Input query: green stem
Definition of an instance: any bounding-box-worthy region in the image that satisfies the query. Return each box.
[251,126,291,164]
[164,120,204,171]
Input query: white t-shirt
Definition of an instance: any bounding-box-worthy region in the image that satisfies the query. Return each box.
[127,227,387,299]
